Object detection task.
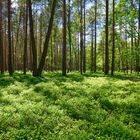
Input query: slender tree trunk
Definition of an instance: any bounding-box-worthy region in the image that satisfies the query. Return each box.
[77,36,80,71]
[130,1,134,73]
[4,19,7,71]
[12,31,14,71]
[28,0,37,76]
[62,0,67,76]
[51,37,53,71]
[80,0,83,75]
[138,0,140,72]
[15,10,22,70]
[29,39,32,71]
[39,14,43,61]
[125,28,128,74]
[74,39,77,70]
[68,0,72,72]
[8,0,13,75]
[23,0,28,74]
[93,0,97,73]
[83,0,86,73]
[135,42,139,72]
[91,22,94,72]
[35,6,38,52]
[53,29,57,70]
[102,37,105,72]
[0,0,4,74]
[118,45,121,71]
[130,36,133,73]
[75,35,79,71]
[105,0,109,75]
[36,0,57,76]
[111,0,115,76]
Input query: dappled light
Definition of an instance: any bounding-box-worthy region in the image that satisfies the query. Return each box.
[0,0,140,139]
[0,72,140,139]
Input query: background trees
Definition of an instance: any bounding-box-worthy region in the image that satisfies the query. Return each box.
[0,0,139,76]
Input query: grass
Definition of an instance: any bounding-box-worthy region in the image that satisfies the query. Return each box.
[0,71,140,140]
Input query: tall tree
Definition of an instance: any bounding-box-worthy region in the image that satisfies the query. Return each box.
[83,0,86,73]
[91,21,94,71]
[28,0,37,76]
[130,0,134,73]
[23,0,28,74]
[93,0,97,73]
[36,0,57,76]
[80,0,83,74]
[111,0,115,75]
[104,0,109,75]
[62,0,67,76]
[138,0,140,72]
[8,0,13,75]
[68,0,72,72]
[0,0,4,74]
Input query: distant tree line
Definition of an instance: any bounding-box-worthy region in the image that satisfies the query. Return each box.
[0,0,140,76]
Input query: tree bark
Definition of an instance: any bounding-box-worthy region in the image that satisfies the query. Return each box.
[138,0,140,72]
[111,0,115,76]
[23,0,28,74]
[80,0,83,75]
[36,0,57,76]
[105,0,109,75]
[83,0,86,73]
[0,0,4,74]
[8,0,13,75]
[62,0,67,76]
[91,22,94,72]
[28,0,37,76]
[68,0,72,72]
[93,0,97,73]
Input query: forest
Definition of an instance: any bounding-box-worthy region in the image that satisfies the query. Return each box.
[0,0,140,139]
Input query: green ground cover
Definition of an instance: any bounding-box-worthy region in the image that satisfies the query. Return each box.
[0,72,140,140]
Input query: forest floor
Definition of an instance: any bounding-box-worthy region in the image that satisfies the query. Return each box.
[0,72,140,140]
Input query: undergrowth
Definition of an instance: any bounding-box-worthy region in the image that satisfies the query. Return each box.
[0,72,140,140]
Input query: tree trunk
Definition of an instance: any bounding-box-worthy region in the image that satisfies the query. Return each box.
[91,22,94,72]
[130,36,133,73]
[4,19,7,71]
[28,0,37,76]
[130,1,134,73]
[0,0,4,74]
[80,0,83,75]
[138,0,140,72]
[105,0,109,75]
[125,29,128,74]
[111,0,115,76]
[51,37,53,71]
[93,0,97,73]
[36,0,57,76]
[39,14,43,61]
[102,37,105,72]
[83,0,86,73]
[8,0,13,75]
[23,0,28,74]
[62,0,67,76]
[68,0,72,72]
[15,10,22,70]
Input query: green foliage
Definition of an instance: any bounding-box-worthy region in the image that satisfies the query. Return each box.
[0,72,140,139]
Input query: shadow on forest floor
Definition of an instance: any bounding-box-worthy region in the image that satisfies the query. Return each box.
[0,71,140,139]
[0,71,139,88]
